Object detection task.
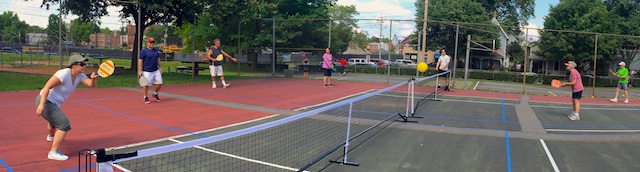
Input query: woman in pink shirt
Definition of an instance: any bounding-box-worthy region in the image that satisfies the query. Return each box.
[562,61,583,121]
[322,48,333,87]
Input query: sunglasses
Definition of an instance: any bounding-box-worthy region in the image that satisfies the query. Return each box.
[76,62,86,67]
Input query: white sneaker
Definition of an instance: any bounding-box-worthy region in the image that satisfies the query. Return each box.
[610,98,618,102]
[624,99,629,104]
[568,114,580,121]
[223,83,230,88]
[46,135,54,142]
[212,84,217,89]
[48,150,69,161]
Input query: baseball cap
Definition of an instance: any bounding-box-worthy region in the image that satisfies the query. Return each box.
[68,55,88,66]
[619,61,626,66]
[564,61,577,68]
[147,38,155,43]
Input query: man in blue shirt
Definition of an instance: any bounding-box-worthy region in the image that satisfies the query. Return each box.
[138,38,163,104]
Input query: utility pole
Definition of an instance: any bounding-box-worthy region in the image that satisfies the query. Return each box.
[378,16,384,62]
[421,0,428,63]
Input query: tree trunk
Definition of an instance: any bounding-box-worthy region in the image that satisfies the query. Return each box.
[129,23,147,71]
[249,52,257,70]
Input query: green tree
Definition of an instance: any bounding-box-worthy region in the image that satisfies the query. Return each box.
[476,0,535,27]
[45,14,67,46]
[328,5,359,54]
[350,30,370,51]
[506,41,524,63]
[413,0,498,55]
[100,28,113,34]
[604,0,640,68]
[40,0,202,70]
[145,25,182,47]
[68,19,99,45]
[0,11,30,43]
[536,0,620,74]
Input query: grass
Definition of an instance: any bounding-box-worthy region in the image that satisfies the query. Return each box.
[0,59,272,91]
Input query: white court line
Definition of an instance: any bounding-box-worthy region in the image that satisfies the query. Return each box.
[539,139,560,172]
[530,105,639,111]
[546,129,640,133]
[105,114,280,151]
[294,89,374,111]
[169,138,309,172]
[548,91,558,96]
[378,93,513,105]
[111,163,132,172]
[473,81,480,90]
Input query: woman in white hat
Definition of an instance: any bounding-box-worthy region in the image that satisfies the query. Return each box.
[35,55,98,160]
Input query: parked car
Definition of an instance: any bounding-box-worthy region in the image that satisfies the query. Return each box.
[369,58,390,66]
[1,47,21,54]
[347,58,373,66]
[394,59,417,67]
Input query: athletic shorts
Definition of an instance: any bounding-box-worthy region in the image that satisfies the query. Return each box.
[142,70,163,86]
[438,69,450,77]
[35,95,71,131]
[617,82,628,90]
[323,68,332,76]
[209,65,224,76]
[572,91,583,99]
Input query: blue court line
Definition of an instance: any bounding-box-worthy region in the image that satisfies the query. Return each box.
[0,156,14,172]
[501,96,506,123]
[505,131,512,172]
[76,101,207,138]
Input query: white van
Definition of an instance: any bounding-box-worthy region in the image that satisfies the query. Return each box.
[348,58,372,66]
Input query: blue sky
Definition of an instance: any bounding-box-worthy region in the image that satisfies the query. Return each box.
[3,0,559,41]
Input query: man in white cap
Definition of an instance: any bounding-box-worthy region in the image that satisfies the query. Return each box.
[609,61,629,103]
[562,61,583,121]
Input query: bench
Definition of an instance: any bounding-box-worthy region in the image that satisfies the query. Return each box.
[175,66,208,75]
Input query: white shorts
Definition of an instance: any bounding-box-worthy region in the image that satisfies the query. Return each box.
[142,70,163,86]
[209,65,224,76]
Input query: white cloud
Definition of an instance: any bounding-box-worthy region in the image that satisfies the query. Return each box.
[4,1,128,31]
[337,0,416,39]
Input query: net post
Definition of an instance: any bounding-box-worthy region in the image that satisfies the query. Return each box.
[330,102,359,166]
[398,78,421,122]
[405,78,411,117]
[411,78,415,115]
[434,74,439,100]
[78,149,95,172]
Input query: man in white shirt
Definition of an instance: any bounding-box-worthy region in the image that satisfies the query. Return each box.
[435,48,451,91]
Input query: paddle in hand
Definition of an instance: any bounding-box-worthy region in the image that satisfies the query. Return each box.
[139,75,149,86]
[551,79,562,88]
[97,60,115,78]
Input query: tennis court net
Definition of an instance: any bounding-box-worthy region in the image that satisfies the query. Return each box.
[80,73,446,172]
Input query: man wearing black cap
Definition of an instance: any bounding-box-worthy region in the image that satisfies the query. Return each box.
[138,38,163,104]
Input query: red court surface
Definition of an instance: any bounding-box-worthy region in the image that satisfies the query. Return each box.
[0,88,273,172]
[158,78,394,110]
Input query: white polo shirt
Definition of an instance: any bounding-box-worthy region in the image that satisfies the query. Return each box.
[40,68,87,107]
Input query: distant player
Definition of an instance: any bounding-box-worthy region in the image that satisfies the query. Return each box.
[609,61,629,103]
[562,61,583,121]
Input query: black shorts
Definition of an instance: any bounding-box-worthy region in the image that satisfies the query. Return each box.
[303,66,309,72]
[572,91,583,99]
[438,69,450,77]
[323,68,332,76]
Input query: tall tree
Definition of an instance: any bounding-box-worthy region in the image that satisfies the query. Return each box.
[100,28,113,34]
[45,14,67,46]
[68,19,99,45]
[39,0,202,70]
[476,0,535,27]
[605,0,640,69]
[0,11,30,43]
[536,0,620,74]
[413,0,498,56]
[328,5,359,54]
